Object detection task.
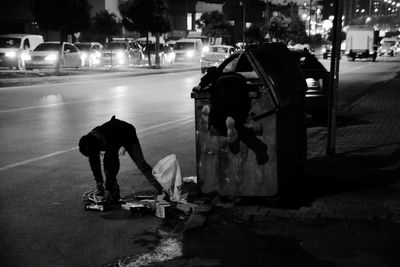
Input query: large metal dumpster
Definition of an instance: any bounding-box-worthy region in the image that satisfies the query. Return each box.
[191,43,307,197]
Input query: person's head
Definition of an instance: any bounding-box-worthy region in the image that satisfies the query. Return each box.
[79,134,101,157]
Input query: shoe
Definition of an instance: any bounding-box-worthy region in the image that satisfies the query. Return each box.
[105,182,121,203]
[110,183,121,203]
[200,105,210,131]
[95,182,105,196]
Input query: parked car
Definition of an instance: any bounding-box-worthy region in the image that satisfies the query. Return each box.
[200,45,236,73]
[321,42,345,59]
[378,43,396,57]
[0,34,44,70]
[378,38,397,57]
[290,49,329,121]
[25,41,83,70]
[99,39,144,67]
[162,43,176,64]
[74,42,103,67]
[196,46,328,122]
[137,37,175,65]
[173,38,203,63]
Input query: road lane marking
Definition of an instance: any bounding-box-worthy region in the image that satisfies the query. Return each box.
[0,94,128,113]
[0,117,194,172]
[0,148,78,172]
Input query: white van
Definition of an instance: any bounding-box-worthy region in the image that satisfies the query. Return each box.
[174,38,203,63]
[0,34,44,70]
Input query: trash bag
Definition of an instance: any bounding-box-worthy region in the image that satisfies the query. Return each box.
[152,154,185,203]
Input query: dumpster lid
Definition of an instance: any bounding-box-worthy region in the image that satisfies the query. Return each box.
[244,43,307,108]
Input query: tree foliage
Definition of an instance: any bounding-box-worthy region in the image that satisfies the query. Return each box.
[31,0,91,72]
[119,0,170,34]
[195,11,233,44]
[267,15,290,42]
[286,16,309,44]
[119,0,171,66]
[245,25,263,44]
[265,14,308,44]
[31,0,91,37]
[92,10,121,43]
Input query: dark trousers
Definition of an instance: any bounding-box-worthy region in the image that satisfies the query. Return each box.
[102,142,163,194]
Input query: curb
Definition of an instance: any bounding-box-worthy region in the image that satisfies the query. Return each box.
[0,65,200,87]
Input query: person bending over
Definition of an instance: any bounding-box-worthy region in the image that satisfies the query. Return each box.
[79,116,164,202]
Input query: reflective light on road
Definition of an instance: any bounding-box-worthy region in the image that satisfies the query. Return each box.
[112,85,128,94]
[109,234,183,266]
[110,86,132,118]
[184,76,197,85]
[38,94,66,145]
[39,94,64,105]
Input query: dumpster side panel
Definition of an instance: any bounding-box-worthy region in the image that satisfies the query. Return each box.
[193,90,279,197]
[276,103,306,192]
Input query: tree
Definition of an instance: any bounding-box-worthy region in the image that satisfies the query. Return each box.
[119,0,171,67]
[287,15,309,45]
[92,10,121,43]
[265,15,308,45]
[267,14,290,43]
[31,0,91,73]
[195,11,233,45]
[245,25,263,45]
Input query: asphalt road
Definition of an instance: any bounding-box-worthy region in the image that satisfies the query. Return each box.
[0,71,201,266]
[0,56,399,266]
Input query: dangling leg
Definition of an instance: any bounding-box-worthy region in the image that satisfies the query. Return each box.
[237,125,268,165]
[201,105,211,132]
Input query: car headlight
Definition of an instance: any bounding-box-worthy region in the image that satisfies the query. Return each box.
[21,53,31,61]
[116,51,125,59]
[202,46,209,53]
[5,51,17,58]
[45,54,58,61]
[186,50,194,57]
[93,51,101,58]
[81,52,88,61]
[306,78,319,88]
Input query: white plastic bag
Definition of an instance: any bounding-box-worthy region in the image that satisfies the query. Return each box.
[152,154,185,203]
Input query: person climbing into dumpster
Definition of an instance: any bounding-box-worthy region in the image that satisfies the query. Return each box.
[79,115,165,202]
[207,73,268,165]
[194,53,269,165]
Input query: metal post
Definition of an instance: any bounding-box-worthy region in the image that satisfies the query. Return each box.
[243,0,246,45]
[309,0,312,35]
[327,0,343,156]
[369,0,372,17]
[265,0,270,25]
